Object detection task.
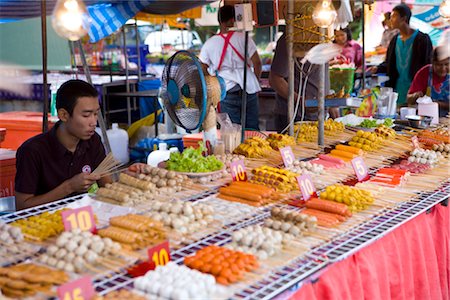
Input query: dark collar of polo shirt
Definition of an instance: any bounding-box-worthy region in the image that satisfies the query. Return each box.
[49,121,92,160]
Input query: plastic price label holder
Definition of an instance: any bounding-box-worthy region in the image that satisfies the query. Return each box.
[296,174,316,201]
[62,206,96,232]
[351,157,369,182]
[57,276,95,300]
[230,160,247,181]
[280,146,295,167]
[147,240,171,269]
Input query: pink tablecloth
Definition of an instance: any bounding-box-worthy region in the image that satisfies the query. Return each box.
[291,204,449,300]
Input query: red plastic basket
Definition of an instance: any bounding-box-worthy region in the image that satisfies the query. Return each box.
[244,130,268,140]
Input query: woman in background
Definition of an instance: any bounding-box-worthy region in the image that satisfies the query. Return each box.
[407,46,449,117]
[330,27,362,69]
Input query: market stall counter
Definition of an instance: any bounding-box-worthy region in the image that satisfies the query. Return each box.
[0,122,448,299]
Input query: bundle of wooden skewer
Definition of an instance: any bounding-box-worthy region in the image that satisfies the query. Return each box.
[92,153,126,177]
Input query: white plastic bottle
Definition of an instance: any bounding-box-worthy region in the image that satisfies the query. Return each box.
[107,123,129,164]
[147,142,171,167]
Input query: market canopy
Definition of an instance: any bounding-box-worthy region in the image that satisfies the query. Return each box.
[135,7,202,29]
[0,0,214,42]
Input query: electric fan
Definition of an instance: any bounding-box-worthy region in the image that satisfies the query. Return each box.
[161,50,226,146]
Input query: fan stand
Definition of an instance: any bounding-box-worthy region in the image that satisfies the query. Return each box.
[203,105,218,149]
[202,75,222,150]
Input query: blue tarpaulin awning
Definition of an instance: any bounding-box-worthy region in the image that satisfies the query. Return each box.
[0,1,214,42]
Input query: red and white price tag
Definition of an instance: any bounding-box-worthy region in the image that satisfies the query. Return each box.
[351,157,369,182]
[57,276,95,300]
[296,174,316,201]
[280,146,295,167]
[61,206,96,232]
[230,160,248,182]
[411,136,420,149]
[147,241,171,270]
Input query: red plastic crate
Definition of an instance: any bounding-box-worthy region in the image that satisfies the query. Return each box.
[0,128,5,147]
[0,111,57,150]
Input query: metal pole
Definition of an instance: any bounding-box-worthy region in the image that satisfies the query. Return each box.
[362,0,366,90]
[240,31,249,143]
[287,0,294,136]
[41,0,49,133]
[122,26,131,126]
[76,40,112,155]
[318,28,325,146]
[76,41,92,83]
[134,18,142,79]
[68,41,77,76]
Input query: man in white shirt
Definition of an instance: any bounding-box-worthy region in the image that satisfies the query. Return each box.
[199,5,262,130]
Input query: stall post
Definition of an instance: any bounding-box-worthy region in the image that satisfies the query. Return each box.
[317,28,325,146]
[41,0,49,133]
[287,0,295,136]
[76,40,112,155]
[240,31,249,143]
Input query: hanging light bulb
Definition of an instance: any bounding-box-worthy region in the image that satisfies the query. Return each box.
[312,0,337,28]
[439,0,450,20]
[52,0,89,41]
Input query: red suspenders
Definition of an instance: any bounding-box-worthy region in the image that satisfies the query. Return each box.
[217,32,250,71]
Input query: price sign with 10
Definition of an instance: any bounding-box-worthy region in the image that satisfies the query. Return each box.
[61,206,96,232]
[230,160,247,181]
[296,174,316,201]
[147,240,171,270]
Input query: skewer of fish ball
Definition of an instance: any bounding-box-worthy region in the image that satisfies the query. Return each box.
[227,225,289,260]
[146,200,214,234]
[133,262,227,299]
[0,221,24,243]
[134,166,187,191]
[40,229,122,273]
[269,207,318,231]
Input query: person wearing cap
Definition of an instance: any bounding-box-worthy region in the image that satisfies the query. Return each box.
[199,5,262,130]
[407,46,449,117]
[15,80,111,210]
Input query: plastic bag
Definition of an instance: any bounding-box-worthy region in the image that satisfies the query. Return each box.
[356,88,379,117]
[217,113,241,152]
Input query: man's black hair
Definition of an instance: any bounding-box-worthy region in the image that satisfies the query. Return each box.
[56,79,98,116]
[393,3,412,24]
[218,5,235,24]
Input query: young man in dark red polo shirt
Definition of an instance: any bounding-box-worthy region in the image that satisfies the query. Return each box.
[15,80,111,210]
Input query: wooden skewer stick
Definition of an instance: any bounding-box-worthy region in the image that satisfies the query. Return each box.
[97,259,123,271]
[302,231,330,240]
[99,166,130,178]
[84,262,104,274]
